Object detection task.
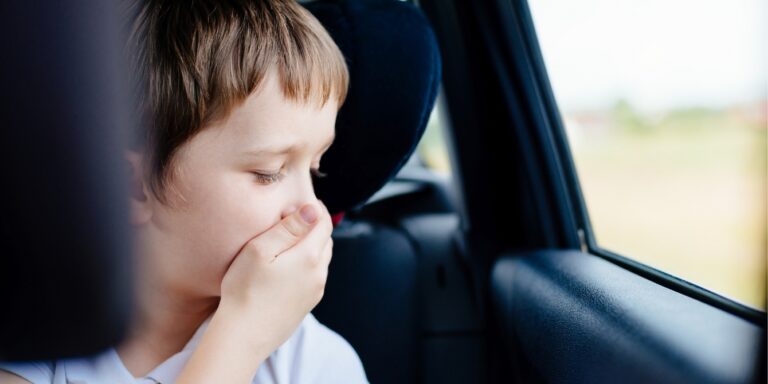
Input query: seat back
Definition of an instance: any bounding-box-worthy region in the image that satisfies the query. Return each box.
[300,1,464,382]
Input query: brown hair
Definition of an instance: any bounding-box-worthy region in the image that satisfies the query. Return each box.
[125,0,349,203]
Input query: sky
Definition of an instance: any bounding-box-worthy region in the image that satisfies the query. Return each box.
[528,0,767,113]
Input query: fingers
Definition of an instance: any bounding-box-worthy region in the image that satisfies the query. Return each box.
[244,201,323,262]
[321,236,333,268]
[286,203,333,265]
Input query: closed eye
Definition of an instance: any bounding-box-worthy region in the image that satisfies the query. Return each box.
[252,171,282,184]
[252,167,328,185]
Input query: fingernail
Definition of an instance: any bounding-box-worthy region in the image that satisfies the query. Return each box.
[300,205,318,224]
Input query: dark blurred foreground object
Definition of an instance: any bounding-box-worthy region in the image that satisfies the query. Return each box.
[0,1,134,360]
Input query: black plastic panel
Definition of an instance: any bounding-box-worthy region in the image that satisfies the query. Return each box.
[490,250,764,384]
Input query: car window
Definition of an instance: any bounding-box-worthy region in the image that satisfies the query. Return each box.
[417,94,453,176]
[529,0,766,309]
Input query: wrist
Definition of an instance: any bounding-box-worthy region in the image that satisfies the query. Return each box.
[210,301,274,362]
[175,303,272,384]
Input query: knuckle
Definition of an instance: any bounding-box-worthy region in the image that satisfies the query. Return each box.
[323,243,333,263]
[315,281,326,301]
[316,269,328,286]
[282,216,305,238]
[308,250,322,267]
[319,223,333,241]
[244,238,265,258]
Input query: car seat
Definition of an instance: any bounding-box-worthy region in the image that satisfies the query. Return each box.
[303,1,487,383]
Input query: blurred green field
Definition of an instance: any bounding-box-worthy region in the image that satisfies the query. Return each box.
[566,102,766,309]
[418,101,767,310]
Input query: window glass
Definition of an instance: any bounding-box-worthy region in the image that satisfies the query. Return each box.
[530,0,767,309]
[417,96,453,176]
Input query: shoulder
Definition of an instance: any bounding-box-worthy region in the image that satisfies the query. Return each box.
[302,314,366,371]
[0,348,129,384]
[280,313,369,383]
[0,360,55,383]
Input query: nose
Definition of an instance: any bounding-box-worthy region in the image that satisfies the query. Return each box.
[280,171,320,219]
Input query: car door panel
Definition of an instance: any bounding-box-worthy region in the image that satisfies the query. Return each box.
[490,250,764,384]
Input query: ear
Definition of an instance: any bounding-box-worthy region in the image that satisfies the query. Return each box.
[125,150,153,226]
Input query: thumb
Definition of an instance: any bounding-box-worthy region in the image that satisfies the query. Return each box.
[246,203,320,261]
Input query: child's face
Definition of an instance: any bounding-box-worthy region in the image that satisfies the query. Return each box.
[140,70,337,297]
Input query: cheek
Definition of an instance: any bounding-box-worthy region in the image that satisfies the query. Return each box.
[154,165,288,292]
[191,178,284,268]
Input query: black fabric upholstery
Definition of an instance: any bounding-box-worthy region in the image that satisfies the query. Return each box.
[302,0,442,216]
[300,1,444,382]
[313,220,420,383]
[312,165,484,384]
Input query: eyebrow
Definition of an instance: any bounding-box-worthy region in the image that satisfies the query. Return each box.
[245,134,336,157]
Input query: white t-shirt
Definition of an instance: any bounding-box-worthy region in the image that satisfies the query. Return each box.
[0,313,368,384]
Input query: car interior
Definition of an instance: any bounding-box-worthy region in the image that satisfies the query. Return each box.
[306,1,767,383]
[0,0,764,383]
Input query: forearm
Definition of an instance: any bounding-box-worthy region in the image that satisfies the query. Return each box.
[175,305,271,384]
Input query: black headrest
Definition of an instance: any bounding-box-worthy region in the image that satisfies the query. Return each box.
[302,0,442,215]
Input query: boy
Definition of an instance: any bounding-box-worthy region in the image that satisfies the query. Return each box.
[0,0,368,382]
